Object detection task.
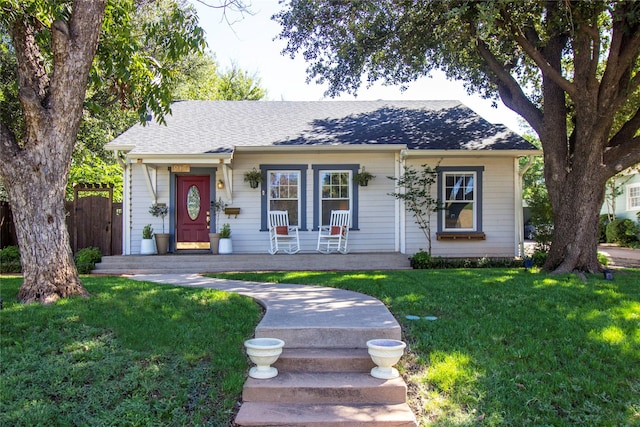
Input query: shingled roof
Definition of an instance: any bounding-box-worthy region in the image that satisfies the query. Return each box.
[106,100,536,155]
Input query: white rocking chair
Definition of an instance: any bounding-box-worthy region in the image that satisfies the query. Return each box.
[268,210,300,254]
[317,210,350,254]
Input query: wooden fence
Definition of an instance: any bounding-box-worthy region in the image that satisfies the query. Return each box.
[0,185,122,255]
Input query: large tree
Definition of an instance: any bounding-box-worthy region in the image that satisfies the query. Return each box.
[275,0,640,273]
[0,0,209,303]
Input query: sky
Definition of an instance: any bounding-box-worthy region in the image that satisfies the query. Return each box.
[191,0,527,134]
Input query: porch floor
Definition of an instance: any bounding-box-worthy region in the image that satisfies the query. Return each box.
[92,252,412,275]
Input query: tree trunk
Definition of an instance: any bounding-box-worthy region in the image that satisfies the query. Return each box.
[544,167,606,274]
[10,166,87,304]
[0,1,107,303]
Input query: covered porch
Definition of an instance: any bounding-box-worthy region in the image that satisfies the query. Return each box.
[91,252,412,275]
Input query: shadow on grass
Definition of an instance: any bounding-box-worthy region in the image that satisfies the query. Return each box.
[0,276,261,427]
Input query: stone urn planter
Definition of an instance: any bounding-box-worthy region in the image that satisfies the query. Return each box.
[209,233,220,254]
[366,339,406,379]
[154,233,170,255]
[244,338,285,379]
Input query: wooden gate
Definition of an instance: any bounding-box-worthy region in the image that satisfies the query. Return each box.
[1,184,122,254]
[70,183,121,256]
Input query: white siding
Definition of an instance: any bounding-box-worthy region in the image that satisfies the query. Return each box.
[128,164,172,254]
[403,157,517,257]
[122,153,520,257]
[226,153,398,254]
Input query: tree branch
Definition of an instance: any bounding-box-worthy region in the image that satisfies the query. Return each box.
[599,4,640,115]
[609,106,640,149]
[475,39,543,133]
[498,7,577,99]
[8,17,49,144]
[604,135,640,176]
[48,0,106,133]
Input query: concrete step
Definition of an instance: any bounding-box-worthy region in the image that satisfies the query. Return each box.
[92,253,412,275]
[242,372,407,404]
[256,326,400,349]
[275,348,375,373]
[235,402,417,426]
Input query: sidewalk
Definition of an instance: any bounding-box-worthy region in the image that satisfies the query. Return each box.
[129,274,418,426]
[129,274,401,347]
[598,244,640,268]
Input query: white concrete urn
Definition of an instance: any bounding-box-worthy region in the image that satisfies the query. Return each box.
[366,339,406,379]
[244,338,285,379]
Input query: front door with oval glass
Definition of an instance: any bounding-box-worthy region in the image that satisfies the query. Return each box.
[176,175,211,249]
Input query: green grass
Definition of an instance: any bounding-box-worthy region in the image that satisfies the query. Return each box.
[2,270,639,426]
[207,269,640,426]
[0,276,261,427]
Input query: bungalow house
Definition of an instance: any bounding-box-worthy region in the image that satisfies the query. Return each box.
[105,100,540,256]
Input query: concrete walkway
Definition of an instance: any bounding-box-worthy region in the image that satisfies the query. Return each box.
[598,244,640,269]
[130,273,401,348]
[130,274,416,426]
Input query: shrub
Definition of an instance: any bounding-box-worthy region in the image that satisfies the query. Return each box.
[409,250,432,269]
[409,251,523,269]
[531,249,548,267]
[0,245,21,273]
[74,247,103,274]
[605,218,640,246]
[598,214,610,243]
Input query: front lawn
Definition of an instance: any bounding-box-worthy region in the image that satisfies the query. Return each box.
[1,269,638,426]
[0,276,261,427]
[209,269,640,426]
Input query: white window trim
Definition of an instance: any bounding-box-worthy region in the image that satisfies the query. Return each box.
[442,171,477,232]
[267,170,302,226]
[319,169,353,226]
[627,183,640,211]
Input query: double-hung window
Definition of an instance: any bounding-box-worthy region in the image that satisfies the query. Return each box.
[628,184,640,210]
[312,164,359,230]
[320,170,351,225]
[268,170,301,225]
[437,166,483,234]
[260,165,308,231]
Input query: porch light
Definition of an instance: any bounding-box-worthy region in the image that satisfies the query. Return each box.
[217,179,225,189]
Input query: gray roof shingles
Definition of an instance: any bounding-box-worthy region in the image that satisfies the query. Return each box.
[106,100,535,154]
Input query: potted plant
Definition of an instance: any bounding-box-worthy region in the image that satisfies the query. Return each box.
[149,203,169,254]
[244,167,263,189]
[140,224,155,255]
[209,197,227,254]
[218,223,232,254]
[353,167,375,186]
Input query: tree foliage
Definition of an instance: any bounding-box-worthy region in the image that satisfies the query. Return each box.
[0,0,212,303]
[388,163,441,255]
[276,1,640,273]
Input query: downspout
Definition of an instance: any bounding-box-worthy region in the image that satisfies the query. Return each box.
[517,155,535,257]
[398,149,408,254]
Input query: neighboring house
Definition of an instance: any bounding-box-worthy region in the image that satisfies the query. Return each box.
[105,100,540,256]
[601,168,640,221]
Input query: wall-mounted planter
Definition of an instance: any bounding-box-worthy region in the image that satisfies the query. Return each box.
[354,168,375,187]
[244,168,263,189]
[224,207,241,218]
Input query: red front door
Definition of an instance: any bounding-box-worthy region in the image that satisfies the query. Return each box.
[176,175,211,249]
